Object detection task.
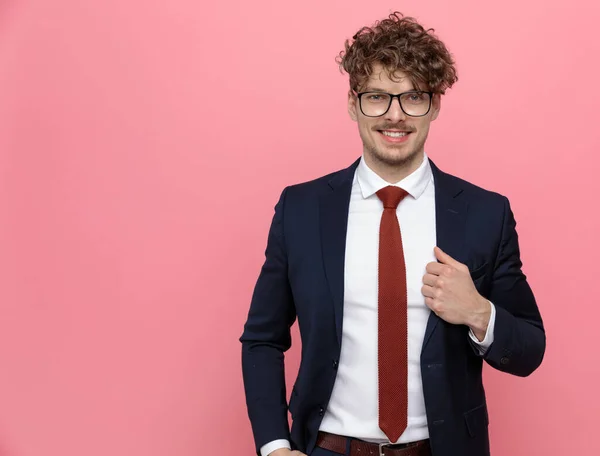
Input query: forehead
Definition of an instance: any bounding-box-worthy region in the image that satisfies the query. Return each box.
[362,64,421,91]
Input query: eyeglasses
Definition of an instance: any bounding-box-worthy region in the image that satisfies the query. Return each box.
[354,90,433,117]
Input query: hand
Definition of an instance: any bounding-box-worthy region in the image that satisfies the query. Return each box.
[421,247,491,339]
[269,449,307,456]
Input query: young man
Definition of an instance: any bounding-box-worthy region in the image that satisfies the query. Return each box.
[241,12,545,456]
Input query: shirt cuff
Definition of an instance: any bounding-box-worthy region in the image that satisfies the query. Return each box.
[468,301,496,355]
[260,439,291,456]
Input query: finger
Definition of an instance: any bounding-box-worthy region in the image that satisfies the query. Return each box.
[422,273,438,287]
[425,261,447,276]
[421,284,436,298]
[424,296,437,311]
[434,246,463,268]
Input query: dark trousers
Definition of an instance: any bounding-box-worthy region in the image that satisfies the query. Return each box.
[310,444,349,456]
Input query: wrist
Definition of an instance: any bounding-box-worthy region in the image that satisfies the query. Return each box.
[269,449,291,456]
[468,297,491,339]
[263,440,291,456]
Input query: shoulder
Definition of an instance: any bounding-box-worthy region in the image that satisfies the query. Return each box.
[430,160,516,234]
[449,173,505,200]
[281,158,360,201]
[431,160,508,207]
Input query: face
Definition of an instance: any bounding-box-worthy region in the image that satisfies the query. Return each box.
[348,63,441,172]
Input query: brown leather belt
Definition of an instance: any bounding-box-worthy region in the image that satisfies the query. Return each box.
[316,431,431,456]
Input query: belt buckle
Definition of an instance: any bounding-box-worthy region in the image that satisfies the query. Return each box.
[378,442,391,456]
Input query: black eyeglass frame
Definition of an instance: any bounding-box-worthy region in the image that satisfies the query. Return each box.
[353,90,434,118]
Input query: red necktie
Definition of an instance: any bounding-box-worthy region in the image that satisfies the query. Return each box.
[376,185,409,443]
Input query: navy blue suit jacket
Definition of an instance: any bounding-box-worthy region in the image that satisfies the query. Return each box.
[240,158,545,456]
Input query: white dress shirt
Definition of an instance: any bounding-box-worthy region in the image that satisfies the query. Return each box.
[260,153,496,456]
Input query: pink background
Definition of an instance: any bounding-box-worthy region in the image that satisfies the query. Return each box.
[1,1,599,455]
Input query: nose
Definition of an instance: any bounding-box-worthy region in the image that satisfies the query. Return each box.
[384,96,407,122]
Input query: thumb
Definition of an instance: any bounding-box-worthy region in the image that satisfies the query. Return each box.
[434,246,461,267]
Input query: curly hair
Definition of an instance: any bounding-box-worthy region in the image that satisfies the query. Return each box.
[337,12,458,94]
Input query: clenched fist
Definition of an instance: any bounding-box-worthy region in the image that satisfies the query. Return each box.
[421,247,491,341]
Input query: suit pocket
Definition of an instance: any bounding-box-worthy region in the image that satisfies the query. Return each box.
[464,403,489,437]
[469,262,488,282]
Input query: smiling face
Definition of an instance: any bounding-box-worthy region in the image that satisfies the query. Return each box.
[348,63,441,180]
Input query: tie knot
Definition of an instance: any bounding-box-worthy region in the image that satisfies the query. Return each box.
[376,186,408,209]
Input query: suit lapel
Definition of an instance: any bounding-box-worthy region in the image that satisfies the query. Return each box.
[422,159,469,351]
[320,158,360,347]
[319,157,468,351]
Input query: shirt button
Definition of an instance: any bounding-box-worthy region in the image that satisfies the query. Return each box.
[332,360,339,369]
[319,407,325,416]
[500,356,510,365]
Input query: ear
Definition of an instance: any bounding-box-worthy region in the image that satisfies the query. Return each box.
[348,90,358,122]
[431,93,441,121]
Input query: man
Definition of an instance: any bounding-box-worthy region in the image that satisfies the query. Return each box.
[240,12,545,456]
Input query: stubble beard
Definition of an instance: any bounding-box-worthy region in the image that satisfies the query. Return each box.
[363,134,426,171]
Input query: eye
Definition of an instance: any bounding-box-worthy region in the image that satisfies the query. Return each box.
[402,91,429,104]
[363,93,390,103]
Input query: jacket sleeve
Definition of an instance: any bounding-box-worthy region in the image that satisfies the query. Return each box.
[240,187,296,453]
[481,196,546,376]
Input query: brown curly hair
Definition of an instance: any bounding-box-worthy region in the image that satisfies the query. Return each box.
[337,12,458,94]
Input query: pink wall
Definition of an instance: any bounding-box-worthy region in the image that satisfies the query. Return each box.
[1,1,599,455]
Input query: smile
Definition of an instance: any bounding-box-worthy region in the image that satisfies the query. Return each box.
[377,130,412,143]
[381,131,408,137]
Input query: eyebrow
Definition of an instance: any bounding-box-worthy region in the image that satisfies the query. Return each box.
[362,87,388,92]
[362,87,422,93]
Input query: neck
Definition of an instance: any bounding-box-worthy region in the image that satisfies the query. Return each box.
[363,150,425,184]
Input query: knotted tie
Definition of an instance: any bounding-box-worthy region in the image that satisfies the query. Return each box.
[375,185,409,443]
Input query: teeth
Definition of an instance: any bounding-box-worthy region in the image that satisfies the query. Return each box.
[382,131,407,137]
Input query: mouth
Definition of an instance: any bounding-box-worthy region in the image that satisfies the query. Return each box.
[377,129,413,143]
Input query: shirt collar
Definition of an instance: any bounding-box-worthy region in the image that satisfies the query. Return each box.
[355,152,432,200]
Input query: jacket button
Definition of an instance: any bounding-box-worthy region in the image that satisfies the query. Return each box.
[500,356,510,365]
[319,407,325,416]
[332,360,339,369]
